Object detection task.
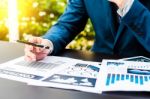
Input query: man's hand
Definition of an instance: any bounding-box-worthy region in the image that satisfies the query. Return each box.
[109,0,126,8]
[24,37,53,62]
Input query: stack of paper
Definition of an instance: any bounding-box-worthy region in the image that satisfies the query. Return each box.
[1,55,150,93]
[0,56,102,93]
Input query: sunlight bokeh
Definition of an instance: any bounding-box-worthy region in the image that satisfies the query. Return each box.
[8,0,19,42]
[0,0,8,40]
[0,0,94,51]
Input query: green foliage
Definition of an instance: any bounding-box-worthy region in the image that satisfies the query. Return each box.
[0,0,8,41]
[0,0,95,51]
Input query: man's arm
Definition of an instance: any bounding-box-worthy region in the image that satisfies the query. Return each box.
[111,0,150,52]
[43,0,88,55]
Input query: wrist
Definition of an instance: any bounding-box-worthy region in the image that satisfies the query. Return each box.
[43,39,54,54]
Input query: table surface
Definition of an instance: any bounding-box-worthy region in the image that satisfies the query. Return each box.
[0,41,150,99]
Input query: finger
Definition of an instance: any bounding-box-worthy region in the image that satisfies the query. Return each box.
[28,37,43,53]
[35,39,50,54]
[25,46,48,61]
[29,37,42,43]
[25,45,38,54]
[24,55,34,62]
[25,50,47,61]
[41,39,51,54]
[36,53,47,61]
[35,46,43,53]
[25,44,33,51]
[24,48,36,61]
[42,48,50,54]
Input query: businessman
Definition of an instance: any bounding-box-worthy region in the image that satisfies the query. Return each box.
[24,0,150,61]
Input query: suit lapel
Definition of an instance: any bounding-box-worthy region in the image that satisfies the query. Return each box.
[113,23,125,47]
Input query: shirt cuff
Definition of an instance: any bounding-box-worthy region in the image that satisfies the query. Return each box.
[117,0,134,17]
[43,39,54,54]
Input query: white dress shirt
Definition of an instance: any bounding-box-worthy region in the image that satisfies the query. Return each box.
[117,0,134,17]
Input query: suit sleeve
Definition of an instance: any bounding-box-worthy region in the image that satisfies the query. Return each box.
[122,0,150,52]
[43,0,88,55]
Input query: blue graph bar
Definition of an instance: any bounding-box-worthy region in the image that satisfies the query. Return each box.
[144,76,148,82]
[105,73,150,86]
[116,74,120,81]
[121,74,125,80]
[130,75,134,82]
[140,76,143,85]
[111,74,115,84]
[126,75,129,80]
[135,76,138,84]
[106,74,111,86]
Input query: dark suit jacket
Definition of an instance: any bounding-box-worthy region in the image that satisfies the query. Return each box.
[43,0,150,57]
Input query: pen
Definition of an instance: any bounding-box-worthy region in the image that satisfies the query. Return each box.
[17,40,50,49]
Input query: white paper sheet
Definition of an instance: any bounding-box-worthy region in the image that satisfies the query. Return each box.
[0,56,80,83]
[0,56,102,93]
[28,61,102,93]
[119,56,150,62]
[100,60,150,92]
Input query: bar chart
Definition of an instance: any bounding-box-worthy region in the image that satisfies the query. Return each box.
[106,73,150,86]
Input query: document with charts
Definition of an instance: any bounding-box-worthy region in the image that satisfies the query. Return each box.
[3,55,149,93]
[120,56,150,62]
[29,60,102,93]
[100,59,150,92]
[0,56,80,83]
[0,56,102,93]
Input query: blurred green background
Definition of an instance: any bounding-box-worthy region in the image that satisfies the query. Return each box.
[0,0,94,50]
